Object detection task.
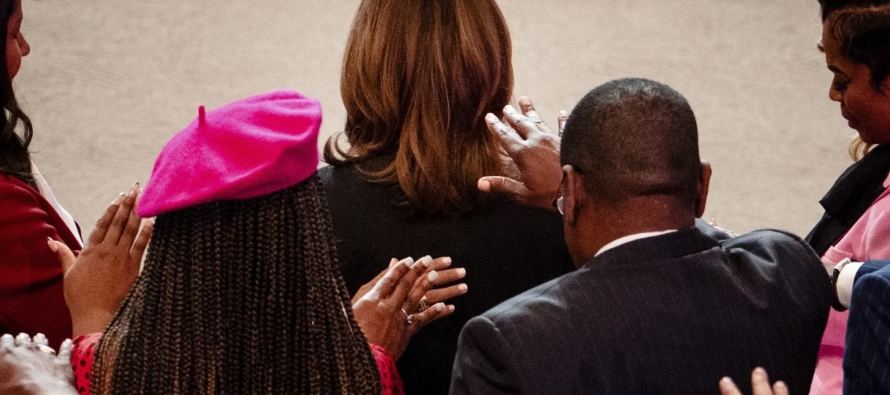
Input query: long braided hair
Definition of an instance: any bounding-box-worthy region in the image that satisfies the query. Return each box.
[92,175,382,394]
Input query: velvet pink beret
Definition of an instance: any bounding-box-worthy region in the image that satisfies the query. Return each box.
[138,90,321,217]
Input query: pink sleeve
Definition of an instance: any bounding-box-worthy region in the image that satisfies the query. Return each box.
[71,333,102,395]
[370,343,404,395]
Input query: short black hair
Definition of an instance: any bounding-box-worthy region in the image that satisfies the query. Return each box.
[561,78,700,205]
[818,0,889,20]
[826,5,890,91]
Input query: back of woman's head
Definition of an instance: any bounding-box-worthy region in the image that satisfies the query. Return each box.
[0,0,33,187]
[93,175,381,395]
[326,0,514,216]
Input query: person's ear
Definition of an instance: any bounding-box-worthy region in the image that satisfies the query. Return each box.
[562,165,584,225]
[695,161,712,218]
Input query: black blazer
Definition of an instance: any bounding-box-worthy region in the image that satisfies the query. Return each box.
[318,163,574,395]
[451,227,830,395]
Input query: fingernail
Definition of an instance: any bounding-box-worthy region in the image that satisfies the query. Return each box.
[441,257,452,265]
[504,105,517,114]
[478,179,490,192]
[403,257,415,267]
[420,256,433,267]
[428,271,439,282]
[448,305,456,312]
[457,268,467,277]
[111,192,125,206]
[47,238,58,252]
[753,367,767,379]
[435,303,446,312]
[719,377,734,390]
[559,110,569,116]
[485,113,499,123]
[127,182,140,197]
[458,283,468,293]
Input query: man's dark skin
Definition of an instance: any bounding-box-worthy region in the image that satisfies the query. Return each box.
[480,99,712,267]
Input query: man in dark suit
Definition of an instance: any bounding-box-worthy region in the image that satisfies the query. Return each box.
[450,78,831,395]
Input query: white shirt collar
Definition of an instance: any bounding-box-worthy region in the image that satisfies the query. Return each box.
[594,230,678,257]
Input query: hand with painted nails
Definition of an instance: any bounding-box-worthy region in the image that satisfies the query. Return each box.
[479,97,564,211]
[719,368,789,395]
[48,183,154,337]
[352,256,461,360]
[0,333,77,395]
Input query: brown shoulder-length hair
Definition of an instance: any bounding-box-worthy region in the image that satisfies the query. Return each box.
[324,0,514,216]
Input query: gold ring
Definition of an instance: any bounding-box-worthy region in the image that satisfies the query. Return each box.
[417,297,430,312]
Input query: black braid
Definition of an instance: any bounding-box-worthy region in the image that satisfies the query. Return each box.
[92,175,381,394]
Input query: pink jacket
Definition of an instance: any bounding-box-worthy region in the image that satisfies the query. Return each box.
[810,172,890,395]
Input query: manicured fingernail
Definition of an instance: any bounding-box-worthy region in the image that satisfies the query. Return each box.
[428,271,439,282]
[127,182,140,197]
[504,105,517,114]
[457,268,467,277]
[47,238,58,252]
[447,305,456,312]
[435,303,446,312]
[442,257,452,265]
[458,283,468,293]
[403,257,415,267]
[111,192,125,206]
[420,256,433,267]
[485,113,499,123]
[719,377,734,390]
[559,110,568,117]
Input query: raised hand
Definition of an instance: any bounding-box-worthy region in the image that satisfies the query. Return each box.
[479,97,564,211]
[352,257,462,360]
[48,183,153,337]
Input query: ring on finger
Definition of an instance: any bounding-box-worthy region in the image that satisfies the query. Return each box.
[417,296,430,313]
[401,308,415,326]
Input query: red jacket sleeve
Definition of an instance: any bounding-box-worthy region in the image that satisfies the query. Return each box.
[0,175,73,348]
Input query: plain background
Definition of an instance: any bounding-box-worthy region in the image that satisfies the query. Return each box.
[17,0,852,237]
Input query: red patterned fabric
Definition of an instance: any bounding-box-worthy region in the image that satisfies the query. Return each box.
[371,343,404,395]
[71,333,403,394]
[0,174,78,349]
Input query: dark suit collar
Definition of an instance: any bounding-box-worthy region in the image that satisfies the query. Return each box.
[583,226,720,268]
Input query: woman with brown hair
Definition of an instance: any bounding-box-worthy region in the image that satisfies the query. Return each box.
[320,0,574,393]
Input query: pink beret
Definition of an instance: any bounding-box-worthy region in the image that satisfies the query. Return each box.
[138,90,321,217]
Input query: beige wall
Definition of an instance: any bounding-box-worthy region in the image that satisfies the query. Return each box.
[18,0,850,237]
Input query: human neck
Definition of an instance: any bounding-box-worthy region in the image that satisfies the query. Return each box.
[570,197,695,265]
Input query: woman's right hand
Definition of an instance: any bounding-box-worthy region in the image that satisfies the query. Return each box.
[352,257,462,360]
[48,183,153,337]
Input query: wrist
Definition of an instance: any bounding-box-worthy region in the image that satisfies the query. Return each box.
[70,308,116,337]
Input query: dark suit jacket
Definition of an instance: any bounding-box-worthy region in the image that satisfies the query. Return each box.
[451,227,830,395]
[318,163,574,395]
[844,260,890,395]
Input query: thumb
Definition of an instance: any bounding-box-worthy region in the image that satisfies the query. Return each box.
[478,176,530,198]
[47,238,77,275]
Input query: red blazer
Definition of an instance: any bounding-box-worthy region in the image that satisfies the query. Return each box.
[0,174,78,348]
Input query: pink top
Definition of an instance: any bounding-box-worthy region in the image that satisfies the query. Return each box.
[809,172,890,395]
[71,334,403,395]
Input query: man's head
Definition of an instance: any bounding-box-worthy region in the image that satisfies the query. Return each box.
[559,78,710,263]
